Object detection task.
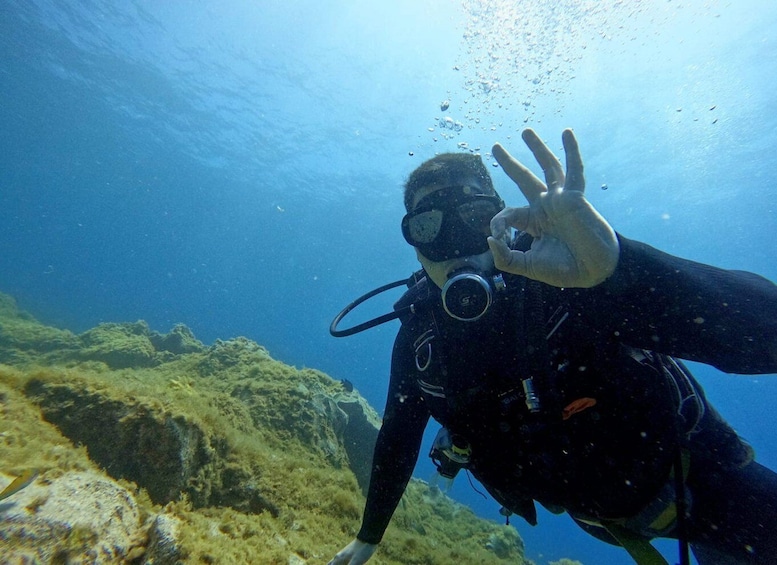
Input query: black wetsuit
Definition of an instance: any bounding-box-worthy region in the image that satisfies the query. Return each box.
[357,235,777,564]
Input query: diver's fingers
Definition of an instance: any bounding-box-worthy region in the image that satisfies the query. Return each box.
[562,129,585,193]
[490,206,530,237]
[522,129,565,190]
[492,143,545,203]
[488,237,528,276]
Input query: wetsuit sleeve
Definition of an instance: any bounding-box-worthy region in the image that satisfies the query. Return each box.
[572,234,777,374]
[356,327,430,545]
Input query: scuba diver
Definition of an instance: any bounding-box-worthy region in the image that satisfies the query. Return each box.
[328,128,777,564]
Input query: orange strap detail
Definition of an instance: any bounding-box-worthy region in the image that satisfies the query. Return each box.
[562,397,597,420]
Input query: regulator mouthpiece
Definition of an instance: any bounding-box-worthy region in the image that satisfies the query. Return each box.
[441,268,506,321]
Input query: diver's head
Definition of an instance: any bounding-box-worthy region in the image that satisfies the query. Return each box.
[403,152,496,212]
[402,153,507,321]
[401,153,504,289]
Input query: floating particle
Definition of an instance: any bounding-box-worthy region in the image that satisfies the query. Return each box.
[408,151,414,156]
[600,183,608,190]
[440,99,450,111]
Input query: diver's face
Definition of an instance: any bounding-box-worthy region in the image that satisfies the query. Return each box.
[405,180,501,289]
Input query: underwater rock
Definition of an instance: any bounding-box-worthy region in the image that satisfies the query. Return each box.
[24,377,214,505]
[0,294,206,368]
[76,321,205,368]
[197,336,272,375]
[0,293,79,364]
[22,377,279,515]
[23,376,282,516]
[228,367,355,471]
[0,470,146,563]
[336,394,381,494]
[485,525,525,559]
[0,290,541,564]
[149,323,205,355]
[142,513,184,565]
[388,479,530,563]
[78,321,160,368]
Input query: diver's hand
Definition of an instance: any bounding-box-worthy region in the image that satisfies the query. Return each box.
[487,128,619,288]
[328,539,377,565]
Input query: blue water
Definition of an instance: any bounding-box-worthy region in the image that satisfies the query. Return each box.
[2,1,777,563]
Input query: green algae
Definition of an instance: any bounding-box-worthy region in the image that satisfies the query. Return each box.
[0,291,562,564]
[0,294,79,364]
[0,369,96,476]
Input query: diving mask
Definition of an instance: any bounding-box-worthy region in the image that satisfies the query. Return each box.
[401,185,504,262]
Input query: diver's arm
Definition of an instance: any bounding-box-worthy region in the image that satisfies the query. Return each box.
[357,330,429,543]
[329,331,429,563]
[574,234,777,374]
[357,395,428,544]
[328,408,427,565]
